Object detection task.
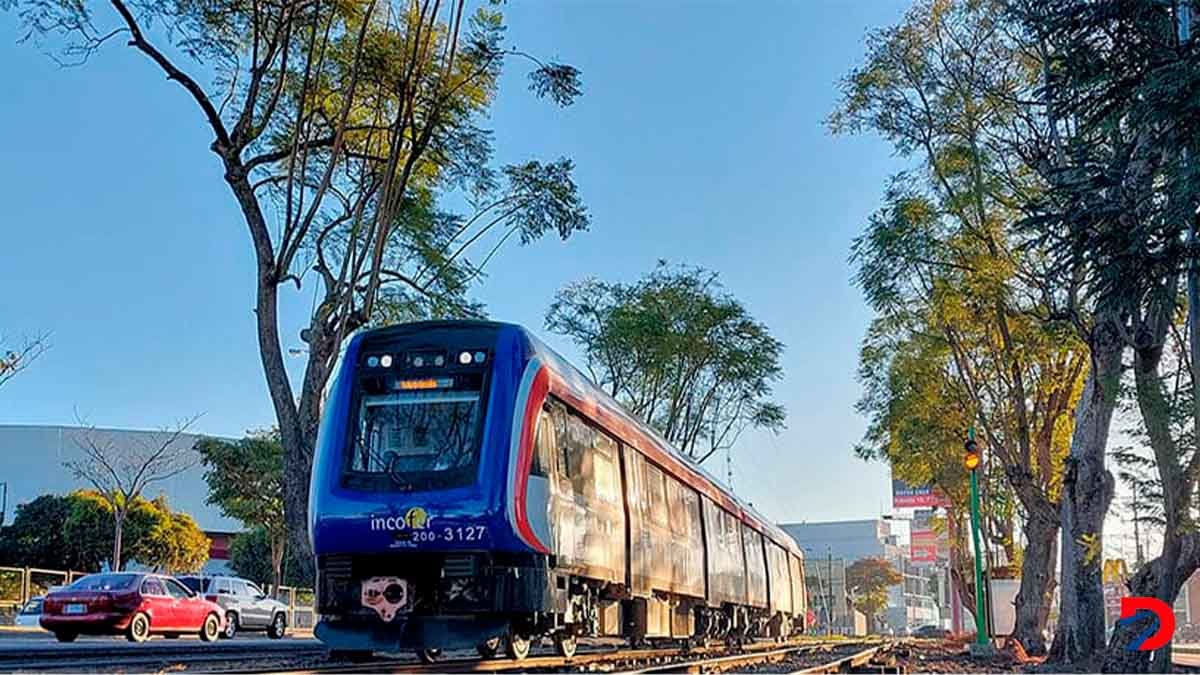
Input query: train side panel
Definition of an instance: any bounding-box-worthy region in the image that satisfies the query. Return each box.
[765,541,793,616]
[541,399,625,584]
[626,450,705,600]
[701,497,747,607]
[741,526,769,609]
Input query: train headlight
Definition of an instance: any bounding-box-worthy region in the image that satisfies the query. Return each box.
[413,356,425,367]
[380,354,393,368]
[367,356,380,368]
[458,351,473,365]
[434,355,445,366]
[474,351,487,364]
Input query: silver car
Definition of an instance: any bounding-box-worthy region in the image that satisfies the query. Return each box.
[178,575,288,639]
[14,596,44,629]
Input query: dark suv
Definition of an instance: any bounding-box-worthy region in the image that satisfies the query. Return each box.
[178,575,288,639]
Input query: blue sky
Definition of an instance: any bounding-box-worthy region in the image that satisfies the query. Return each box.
[0,1,910,524]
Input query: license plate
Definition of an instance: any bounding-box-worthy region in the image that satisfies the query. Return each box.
[65,603,87,615]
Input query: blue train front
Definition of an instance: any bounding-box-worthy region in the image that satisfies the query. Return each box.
[309,321,554,659]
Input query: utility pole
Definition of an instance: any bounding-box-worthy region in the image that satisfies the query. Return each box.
[827,547,835,636]
[964,428,990,653]
[0,482,7,528]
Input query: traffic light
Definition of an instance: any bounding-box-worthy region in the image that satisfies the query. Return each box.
[964,439,980,471]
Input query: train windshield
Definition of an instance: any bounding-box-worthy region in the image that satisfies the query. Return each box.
[346,388,483,491]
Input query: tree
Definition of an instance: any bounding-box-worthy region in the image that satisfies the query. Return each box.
[197,432,288,590]
[834,0,1087,653]
[135,497,211,574]
[9,0,590,561]
[1009,0,1200,666]
[65,418,200,570]
[62,490,209,573]
[0,332,48,388]
[229,526,314,590]
[546,263,786,464]
[845,557,902,633]
[0,494,81,569]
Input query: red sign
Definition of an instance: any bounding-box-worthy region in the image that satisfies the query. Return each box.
[892,478,950,508]
[911,530,938,562]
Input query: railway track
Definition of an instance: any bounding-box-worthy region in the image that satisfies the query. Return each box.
[0,641,329,673]
[228,638,888,675]
[0,637,891,674]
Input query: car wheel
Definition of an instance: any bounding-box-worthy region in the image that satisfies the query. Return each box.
[506,632,532,661]
[199,613,221,642]
[416,648,443,664]
[126,612,151,643]
[54,631,78,643]
[223,611,238,639]
[476,636,501,659]
[554,633,577,659]
[267,612,287,639]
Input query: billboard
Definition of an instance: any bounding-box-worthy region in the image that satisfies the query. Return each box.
[892,478,950,508]
[910,508,938,562]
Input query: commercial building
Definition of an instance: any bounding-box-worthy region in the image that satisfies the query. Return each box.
[781,518,943,633]
[0,424,239,572]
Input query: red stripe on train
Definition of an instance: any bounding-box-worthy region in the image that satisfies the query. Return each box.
[514,366,550,553]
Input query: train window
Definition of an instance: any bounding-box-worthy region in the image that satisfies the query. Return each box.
[646,463,668,526]
[553,404,570,479]
[347,386,483,491]
[593,430,619,504]
[666,477,686,534]
[531,408,555,478]
[567,414,595,497]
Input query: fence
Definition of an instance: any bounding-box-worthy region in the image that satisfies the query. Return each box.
[269,584,316,630]
[0,565,315,630]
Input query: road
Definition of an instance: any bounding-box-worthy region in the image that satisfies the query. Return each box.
[0,629,327,672]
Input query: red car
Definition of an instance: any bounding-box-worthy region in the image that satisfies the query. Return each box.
[40,572,224,643]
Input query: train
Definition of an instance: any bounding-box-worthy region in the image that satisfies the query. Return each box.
[308,320,808,661]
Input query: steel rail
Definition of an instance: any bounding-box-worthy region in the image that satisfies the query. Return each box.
[229,637,845,675]
[792,643,886,674]
[629,640,886,675]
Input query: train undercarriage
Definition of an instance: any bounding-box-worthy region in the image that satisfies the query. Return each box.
[315,552,804,662]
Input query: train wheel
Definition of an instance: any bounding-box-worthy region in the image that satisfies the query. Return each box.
[506,632,531,661]
[553,633,577,659]
[416,648,443,664]
[477,637,502,659]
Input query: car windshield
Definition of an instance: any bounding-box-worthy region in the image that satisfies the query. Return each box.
[69,574,138,591]
[179,577,210,593]
[20,598,42,614]
[345,389,483,491]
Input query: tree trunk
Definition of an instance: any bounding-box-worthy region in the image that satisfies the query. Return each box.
[270,531,287,594]
[1051,311,1121,664]
[1013,504,1059,655]
[112,512,125,572]
[1101,533,1200,672]
[220,158,312,564]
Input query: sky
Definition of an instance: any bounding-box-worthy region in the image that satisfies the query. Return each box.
[0,1,915,526]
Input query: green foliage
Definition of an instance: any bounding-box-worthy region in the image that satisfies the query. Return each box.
[0,491,211,574]
[229,527,313,590]
[198,432,290,588]
[0,494,81,569]
[546,262,785,464]
[198,433,285,537]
